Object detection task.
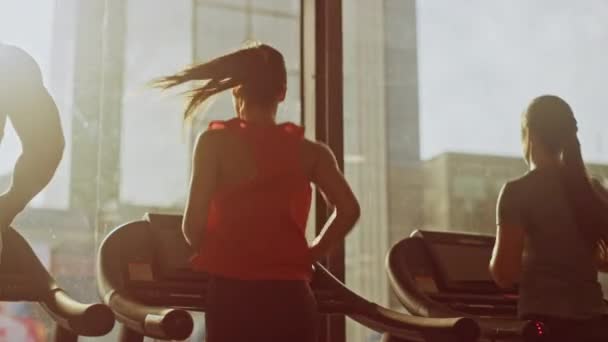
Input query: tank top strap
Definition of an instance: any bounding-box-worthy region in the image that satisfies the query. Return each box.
[276,122,305,139]
[207,118,304,137]
[206,118,306,182]
[208,118,245,131]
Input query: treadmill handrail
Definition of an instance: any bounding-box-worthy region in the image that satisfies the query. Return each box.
[312,263,480,341]
[3,227,115,337]
[97,219,480,342]
[40,287,115,337]
[97,221,194,341]
[104,290,193,340]
[386,237,538,340]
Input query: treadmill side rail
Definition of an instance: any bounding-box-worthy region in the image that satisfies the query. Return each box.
[98,216,482,342]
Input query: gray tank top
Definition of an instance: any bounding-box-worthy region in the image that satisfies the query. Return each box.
[497,167,606,319]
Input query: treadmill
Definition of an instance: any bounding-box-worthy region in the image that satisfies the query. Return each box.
[386,230,545,342]
[0,227,115,342]
[97,213,480,342]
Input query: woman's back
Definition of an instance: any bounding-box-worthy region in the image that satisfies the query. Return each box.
[500,167,605,318]
[208,119,319,190]
[191,118,321,280]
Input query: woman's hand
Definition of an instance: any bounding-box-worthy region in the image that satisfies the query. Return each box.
[182,131,218,258]
[308,143,360,265]
[308,242,326,263]
[596,241,608,273]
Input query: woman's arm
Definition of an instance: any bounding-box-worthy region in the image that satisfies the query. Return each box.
[596,241,608,273]
[0,46,65,230]
[489,183,525,288]
[309,143,360,261]
[182,131,219,252]
[591,178,608,272]
[489,223,525,288]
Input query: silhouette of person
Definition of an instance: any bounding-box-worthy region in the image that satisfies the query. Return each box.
[490,95,608,341]
[0,44,65,259]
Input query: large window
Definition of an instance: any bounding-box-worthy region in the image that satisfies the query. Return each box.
[1,0,301,340]
[2,0,608,341]
[343,1,608,341]
[120,0,301,210]
[417,0,608,234]
[343,1,417,340]
[418,0,608,163]
[120,0,193,207]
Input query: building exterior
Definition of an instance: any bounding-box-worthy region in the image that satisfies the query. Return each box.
[422,152,608,235]
[422,152,527,235]
[342,1,419,340]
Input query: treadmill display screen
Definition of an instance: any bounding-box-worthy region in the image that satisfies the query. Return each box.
[429,242,494,283]
[147,214,207,281]
[154,225,193,271]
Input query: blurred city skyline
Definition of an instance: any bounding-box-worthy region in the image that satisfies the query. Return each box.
[1,0,607,172]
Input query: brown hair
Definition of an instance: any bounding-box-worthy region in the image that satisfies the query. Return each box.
[523,95,608,245]
[153,43,286,120]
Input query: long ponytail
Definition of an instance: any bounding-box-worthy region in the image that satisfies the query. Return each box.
[152,43,286,120]
[526,95,608,246]
[561,134,608,245]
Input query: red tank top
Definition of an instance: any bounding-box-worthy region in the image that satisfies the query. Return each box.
[191,118,313,281]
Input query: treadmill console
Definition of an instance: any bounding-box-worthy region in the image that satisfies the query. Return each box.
[120,213,208,310]
[410,230,518,316]
[415,230,517,294]
[146,212,207,282]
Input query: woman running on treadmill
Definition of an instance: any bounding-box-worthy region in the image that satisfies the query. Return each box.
[0,44,65,261]
[490,95,608,340]
[155,43,360,342]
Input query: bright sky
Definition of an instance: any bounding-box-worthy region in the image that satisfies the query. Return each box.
[0,0,53,75]
[418,0,608,162]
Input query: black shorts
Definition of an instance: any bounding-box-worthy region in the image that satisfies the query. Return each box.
[523,314,608,342]
[205,276,318,342]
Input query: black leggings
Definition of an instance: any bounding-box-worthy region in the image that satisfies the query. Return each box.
[524,315,608,342]
[205,276,318,342]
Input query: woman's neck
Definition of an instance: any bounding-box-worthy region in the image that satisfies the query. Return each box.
[529,153,561,171]
[238,105,277,125]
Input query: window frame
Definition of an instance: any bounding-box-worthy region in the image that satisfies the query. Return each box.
[302,0,345,341]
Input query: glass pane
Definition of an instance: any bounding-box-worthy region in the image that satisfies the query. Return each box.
[343,1,400,341]
[252,13,300,71]
[252,0,299,14]
[194,2,302,126]
[417,0,608,233]
[284,73,301,123]
[1,0,301,340]
[205,0,247,7]
[345,1,608,341]
[120,0,193,207]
